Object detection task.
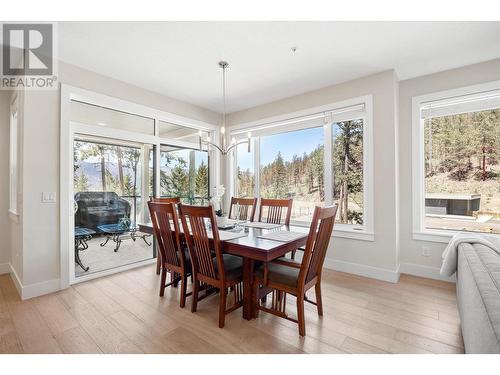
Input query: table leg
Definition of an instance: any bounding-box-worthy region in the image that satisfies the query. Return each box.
[242,258,255,320]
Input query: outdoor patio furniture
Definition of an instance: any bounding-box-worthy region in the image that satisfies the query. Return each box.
[425,193,481,217]
[97,222,152,252]
[74,191,131,231]
[74,226,96,272]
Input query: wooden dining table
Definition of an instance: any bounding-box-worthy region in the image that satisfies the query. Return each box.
[138,222,309,320]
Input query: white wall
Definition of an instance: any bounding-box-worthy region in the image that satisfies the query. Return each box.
[0,91,12,274]
[227,70,401,282]
[12,61,220,298]
[398,58,500,280]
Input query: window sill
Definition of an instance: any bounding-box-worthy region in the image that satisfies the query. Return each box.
[290,220,374,241]
[8,209,19,223]
[333,228,374,241]
[413,229,499,244]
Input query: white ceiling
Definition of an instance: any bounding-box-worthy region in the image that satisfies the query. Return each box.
[58,21,500,113]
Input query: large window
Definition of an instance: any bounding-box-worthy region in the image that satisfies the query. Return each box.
[259,126,324,222]
[414,85,500,236]
[160,145,209,205]
[233,97,372,232]
[9,100,18,215]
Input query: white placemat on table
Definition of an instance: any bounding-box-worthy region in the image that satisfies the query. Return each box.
[240,222,282,229]
[211,230,248,241]
[257,231,306,242]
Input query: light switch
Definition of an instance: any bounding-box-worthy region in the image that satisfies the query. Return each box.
[41,192,57,203]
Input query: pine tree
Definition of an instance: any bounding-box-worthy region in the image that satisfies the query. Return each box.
[195,160,209,198]
[75,172,89,192]
[272,152,287,198]
[167,162,188,198]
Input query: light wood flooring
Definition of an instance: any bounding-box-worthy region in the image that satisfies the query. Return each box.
[0,265,464,354]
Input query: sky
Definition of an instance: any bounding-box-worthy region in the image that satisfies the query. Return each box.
[238,126,324,170]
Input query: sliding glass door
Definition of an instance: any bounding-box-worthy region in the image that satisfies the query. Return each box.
[73,137,155,277]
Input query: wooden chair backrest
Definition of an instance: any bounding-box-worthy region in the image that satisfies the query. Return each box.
[228,197,257,222]
[299,205,338,285]
[150,197,181,204]
[178,204,224,283]
[147,201,185,270]
[258,198,293,226]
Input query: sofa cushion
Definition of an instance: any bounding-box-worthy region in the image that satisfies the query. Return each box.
[458,243,500,353]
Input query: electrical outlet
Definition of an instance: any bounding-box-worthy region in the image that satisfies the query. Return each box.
[422,246,431,257]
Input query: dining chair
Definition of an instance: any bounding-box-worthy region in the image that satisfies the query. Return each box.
[150,197,182,274]
[258,198,293,225]
[253,204,338,336]
[150,197,181,203]
[178,204,244,328]
[258,198,297,258]
[148,201,191,307]
[228,197,257,222]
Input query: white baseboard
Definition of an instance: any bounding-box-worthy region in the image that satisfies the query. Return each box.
[0,262,11,275]
[399,262,456,283]
[324,258,400,283]
[8,263,61,300]
[9,263,23,297]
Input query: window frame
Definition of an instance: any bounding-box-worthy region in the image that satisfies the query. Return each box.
[9,96,19,221]
[159,143,211,204]
[412,80,500,243]
[230,95,374,241]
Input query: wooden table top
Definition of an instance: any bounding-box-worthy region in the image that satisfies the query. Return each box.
[138,222,309,262]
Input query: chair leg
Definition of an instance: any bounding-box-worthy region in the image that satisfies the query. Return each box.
[159,267,167,297]
[180,273,188,308]
[254,282,260,318]
[315,283,323,316]
[219,287,227,328]
[290,249,297,260]
[156,255,161,275]
[172,272,179,287]
[191,279,200,313]
[297,294,306,336]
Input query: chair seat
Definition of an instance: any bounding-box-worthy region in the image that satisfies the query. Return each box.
[213,254,243,281]
[255,261,300,288]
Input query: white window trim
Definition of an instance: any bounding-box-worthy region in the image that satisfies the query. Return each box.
[9,95,19,222]
[60,84,220,288]
[412,80,500,242]
[230,95,374,242]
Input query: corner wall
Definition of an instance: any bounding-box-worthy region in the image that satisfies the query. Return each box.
[0,91,11,274]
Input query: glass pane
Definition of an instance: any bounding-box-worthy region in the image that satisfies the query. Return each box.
[424,109,500,234]
[236,141,255,198]
[332,119,364,225]
[70,100,155,135]
[260,127,324,222]
[73,139,154,277]
[160,145,209,205]
[158,120,209,144]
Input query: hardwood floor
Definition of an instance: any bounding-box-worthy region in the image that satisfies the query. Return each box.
[0,266,464,354]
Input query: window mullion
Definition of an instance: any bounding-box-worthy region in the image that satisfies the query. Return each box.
[254,137,260,200]
[324,120,333,206]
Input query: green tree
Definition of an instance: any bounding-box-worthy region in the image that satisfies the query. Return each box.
[75,172,89,192]
[167,158,188,197]
[333,120,363,223]
[271,152,287,198]
[195,160,209,198]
